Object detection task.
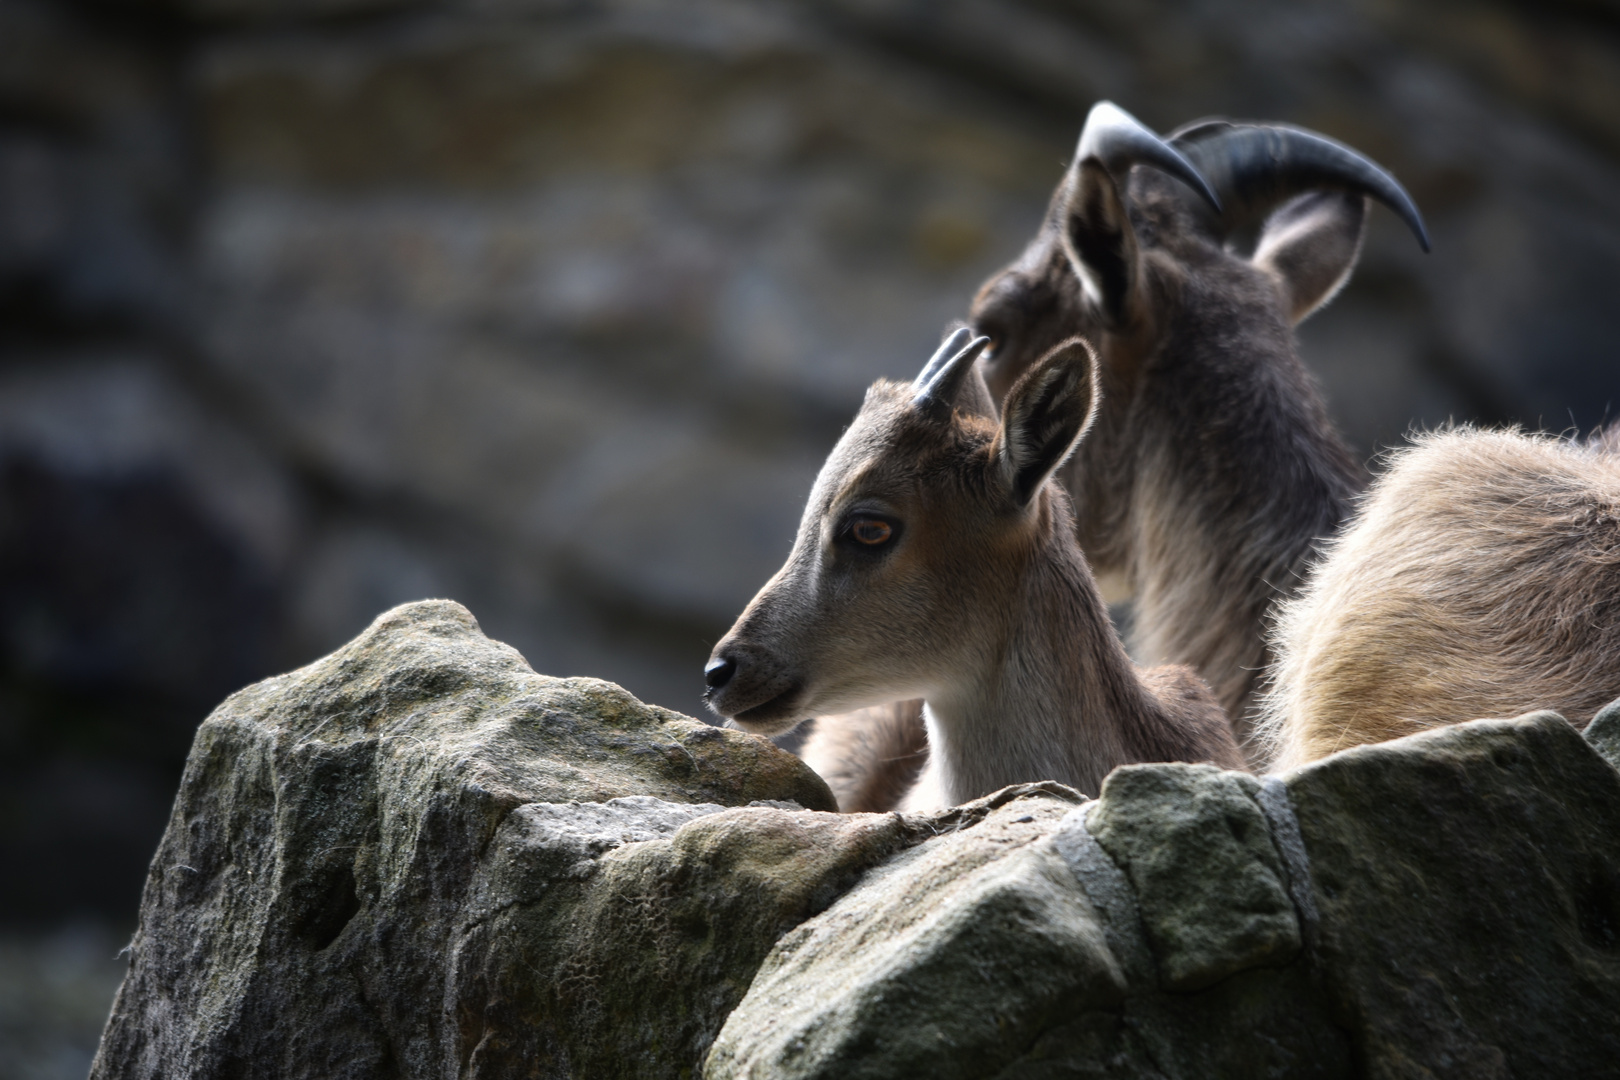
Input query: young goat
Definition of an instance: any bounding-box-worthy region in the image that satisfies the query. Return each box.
[705,330,1243,808]
[801,103,1430,807]
[1259,427,1620,769]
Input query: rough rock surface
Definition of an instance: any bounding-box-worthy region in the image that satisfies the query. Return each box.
[709,710,1620,1079]
[88,599,865,1080]
[1287,711,1620,1077]
[1087,765,1300,992]
[705,787,1111,1080]
[89,606,1620,1078]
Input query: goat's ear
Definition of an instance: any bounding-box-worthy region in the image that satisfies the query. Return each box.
[1252,191,1368,325]
[1061,159,1142,329]
[995,338,1100,506]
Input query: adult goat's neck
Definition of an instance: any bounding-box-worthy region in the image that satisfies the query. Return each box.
[1103,258,1364,737]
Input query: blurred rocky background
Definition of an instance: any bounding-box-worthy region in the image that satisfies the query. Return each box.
[4,0,1620,1075]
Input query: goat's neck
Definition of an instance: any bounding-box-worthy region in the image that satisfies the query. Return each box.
[920,503,1167,804]
[1119,321,1362,731]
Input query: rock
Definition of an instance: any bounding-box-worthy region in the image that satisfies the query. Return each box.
[709,780,1351,1080]
[92,643,1620,1079]
[705,786,1113,1080]
[711,711,1620,1080]
[1585,696,1620,772]
[458,800,936,1078]
[1086,764,1300,992]
[1287,711,1620,1078]
[89,599,842,1080]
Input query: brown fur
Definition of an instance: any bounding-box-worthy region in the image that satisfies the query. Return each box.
[1259,427,1620,768]
[708,340,1242,808]
[799,701,927,813]
[807,128,1379,806]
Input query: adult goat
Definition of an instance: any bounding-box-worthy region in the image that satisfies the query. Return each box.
[706,330,1242,807]
[1260,427,1620,768]
[801,103,1429,808]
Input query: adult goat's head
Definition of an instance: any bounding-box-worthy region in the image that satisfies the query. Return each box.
[966,102,1428,584]
[970,101,1428,403]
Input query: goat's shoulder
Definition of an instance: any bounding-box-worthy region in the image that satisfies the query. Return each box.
[1137,663,1245,770]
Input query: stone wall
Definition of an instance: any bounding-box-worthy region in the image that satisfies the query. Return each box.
[6,0,1620,932]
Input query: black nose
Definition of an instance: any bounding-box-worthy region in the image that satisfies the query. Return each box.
[704,656,736,692]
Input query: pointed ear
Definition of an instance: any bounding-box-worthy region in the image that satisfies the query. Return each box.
[995,338,1101,506]
[1252,191,1368,325]
[1061,159,1142,328]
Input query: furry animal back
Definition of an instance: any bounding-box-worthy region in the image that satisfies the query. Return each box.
[1259,427,1620,768]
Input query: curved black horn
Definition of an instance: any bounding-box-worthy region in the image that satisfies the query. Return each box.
[1170,119,1431,252]
[1077,101,1222,215]
[913,328,990,416]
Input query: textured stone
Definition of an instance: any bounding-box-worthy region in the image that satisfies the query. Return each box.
[92,670,1620,1079]
[710,712,1620,1080]
[1087,764,1301,992]
[1287,711,1620,1078]
[459,800,933,1078]
[1586,696,1620,772]
[705,786,1114,1080]
[710,780,1352,1080]
[89,599,840,1080]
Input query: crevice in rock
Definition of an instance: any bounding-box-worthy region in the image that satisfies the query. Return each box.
[1577,866,1620,952]
[300,864,361,952]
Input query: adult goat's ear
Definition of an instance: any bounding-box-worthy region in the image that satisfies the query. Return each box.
[996,338,1101,506]
[1063,160,1141,328]
[1061,102,1219,329]
[1253,191,1368,325]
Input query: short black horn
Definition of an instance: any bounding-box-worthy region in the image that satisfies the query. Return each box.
[1170,119,1431,252]
[912,329,991,417]
[1078,102,1222,215]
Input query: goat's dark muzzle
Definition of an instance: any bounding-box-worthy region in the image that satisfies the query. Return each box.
[703,642,805,734]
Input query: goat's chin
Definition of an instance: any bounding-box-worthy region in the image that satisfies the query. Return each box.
[709,681,808,736]
[723,713,806,737]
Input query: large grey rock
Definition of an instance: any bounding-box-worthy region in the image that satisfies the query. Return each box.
[710,711,1620,1080]
[1287,710,1620,1078]
[89,599,852,1080]
[707,782,1349,1080]
[89,630,1620,1080]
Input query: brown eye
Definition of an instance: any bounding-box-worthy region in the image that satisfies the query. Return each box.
[851,518,893,545]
